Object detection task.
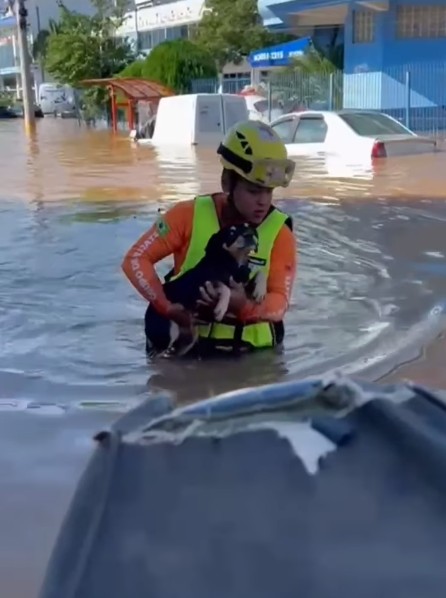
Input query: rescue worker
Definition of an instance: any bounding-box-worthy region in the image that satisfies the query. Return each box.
[121,119,297,355]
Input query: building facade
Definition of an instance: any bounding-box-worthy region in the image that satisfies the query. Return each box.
[258,0,446,118]
[0,4,20,92]
[116,0,252,84]
[0,0,95,98]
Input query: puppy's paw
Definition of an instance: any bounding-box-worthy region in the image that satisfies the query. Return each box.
[213,302,227,321]
[251,271,267,303]
[213,284,231,321]
[174,327,199,357]
[163,324,198,358]
[169,322,180,347]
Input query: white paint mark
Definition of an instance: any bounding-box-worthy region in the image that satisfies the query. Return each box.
[140,419,338,476]
[246,420,337,475]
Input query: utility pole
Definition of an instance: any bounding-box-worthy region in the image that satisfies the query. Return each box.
[14,0,36,133]
[35,5,45,84]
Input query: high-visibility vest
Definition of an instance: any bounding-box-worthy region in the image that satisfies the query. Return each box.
[170,195,290,350]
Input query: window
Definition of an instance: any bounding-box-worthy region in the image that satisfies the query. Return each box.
[338,112,412,136]
[253,99,282,114]
[188,23,198,39]
[0,31,14,70]
[137,24,191,50]
[396,5,446,39]
[165,24,188,40]
[293,118,328,143]
[270,118,297,143]
[352,10,375,44]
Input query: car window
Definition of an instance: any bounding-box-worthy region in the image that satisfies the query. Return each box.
[339,112,412,136]
[270,118,297,143]
[253,100,268,113]
[253,99,281,113]
[293,117,327,143]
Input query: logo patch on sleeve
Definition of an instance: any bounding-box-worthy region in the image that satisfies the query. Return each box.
[155,218,170,237]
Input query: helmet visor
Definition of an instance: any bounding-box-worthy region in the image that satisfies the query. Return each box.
[248,158,296,188]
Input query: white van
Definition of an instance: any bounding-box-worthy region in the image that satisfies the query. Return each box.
[136,93,248,146]
[38,83,74,114]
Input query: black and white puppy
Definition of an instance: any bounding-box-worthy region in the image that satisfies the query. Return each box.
[144,223,267,357]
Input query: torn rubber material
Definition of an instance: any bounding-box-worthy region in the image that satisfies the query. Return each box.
[39,375,446,598]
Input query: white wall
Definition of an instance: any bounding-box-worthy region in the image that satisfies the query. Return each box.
[116,0,205,36]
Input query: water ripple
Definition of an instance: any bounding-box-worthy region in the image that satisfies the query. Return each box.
[1,121,446,407]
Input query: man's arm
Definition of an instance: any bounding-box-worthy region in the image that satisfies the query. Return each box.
[121,201,194,316]
[236,225,297,323]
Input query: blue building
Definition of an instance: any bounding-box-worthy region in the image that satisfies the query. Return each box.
[257,0,446,126]
[0,12,18,91]
[0,1,96,98]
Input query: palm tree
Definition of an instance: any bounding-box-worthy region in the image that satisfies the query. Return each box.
[288,43,343,75]
[272,33,344,110]
[32,19,61,69]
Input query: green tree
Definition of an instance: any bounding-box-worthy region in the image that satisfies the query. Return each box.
[117,59,145,78]
[138,39,217,93]
[32,19,60,70]
[263,31,298,47]
[273,37,344,110]
[0,90,14,108]
[194,0,272,76]
[45,0,135,109]
[287,35,344,74]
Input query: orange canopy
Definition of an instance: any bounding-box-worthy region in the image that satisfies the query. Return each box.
[81,78,174,101]
[80,78,175,132]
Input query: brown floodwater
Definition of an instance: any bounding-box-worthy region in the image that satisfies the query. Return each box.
[2,118,446,597]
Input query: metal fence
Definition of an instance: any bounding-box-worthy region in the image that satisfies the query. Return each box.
[192,61,446,138]
[191,77,252,95]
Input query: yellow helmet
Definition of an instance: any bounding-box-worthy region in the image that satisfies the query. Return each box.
[217,120,296,189]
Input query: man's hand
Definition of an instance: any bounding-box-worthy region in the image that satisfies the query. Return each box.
[196,281,219,308]
[227,277,248,313]
[196,278,248,315]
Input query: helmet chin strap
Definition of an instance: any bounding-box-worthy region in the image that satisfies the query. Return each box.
[224,172,247,223]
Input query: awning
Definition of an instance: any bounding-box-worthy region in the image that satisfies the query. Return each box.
[265,0,350,25]
[248,37,310,69]
[79,78,174,102]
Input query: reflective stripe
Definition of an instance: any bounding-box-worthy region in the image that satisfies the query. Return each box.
[198,322,275,348]
[173,195,287,349]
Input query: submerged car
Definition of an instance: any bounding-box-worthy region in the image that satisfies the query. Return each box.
[270,109,437,158]
[9,103,44,118]
[0,105,18,119]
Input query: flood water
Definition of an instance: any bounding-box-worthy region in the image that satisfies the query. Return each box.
[2,118,446,596]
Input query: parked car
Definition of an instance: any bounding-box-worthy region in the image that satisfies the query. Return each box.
[270,110,437,158]
[9,103,44,118]
[0,105,19,119]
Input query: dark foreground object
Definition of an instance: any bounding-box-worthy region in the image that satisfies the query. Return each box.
[39,375,446,598]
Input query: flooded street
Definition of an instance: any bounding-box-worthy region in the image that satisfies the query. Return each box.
[2,118,446,596]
